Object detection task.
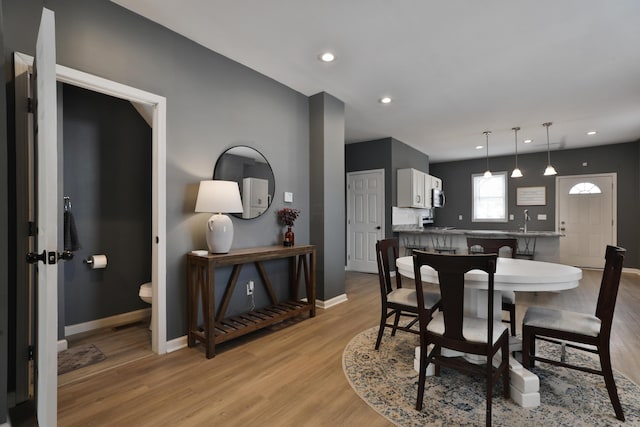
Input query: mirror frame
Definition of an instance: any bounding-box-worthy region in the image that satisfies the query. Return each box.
[213,145,275,219]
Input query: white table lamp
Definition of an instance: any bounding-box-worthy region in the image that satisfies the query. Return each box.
[195,180,243,253]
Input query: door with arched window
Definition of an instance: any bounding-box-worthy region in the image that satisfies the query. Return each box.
[556,173,616,268]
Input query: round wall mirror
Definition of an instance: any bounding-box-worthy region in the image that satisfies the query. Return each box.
[213,146,275,219]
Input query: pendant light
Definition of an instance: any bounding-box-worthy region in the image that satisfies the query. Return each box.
[511,126,523,178]
[543,122,557,176]
[483,131,492,178]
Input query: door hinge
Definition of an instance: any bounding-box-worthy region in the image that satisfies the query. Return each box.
[28,221,36,236]
[28,345,34,361]
[27,97,33,113]
[347,254,351,261]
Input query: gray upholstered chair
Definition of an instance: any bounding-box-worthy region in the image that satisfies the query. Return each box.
[522,245,626,421]
[374,239,440,350]
[466,237,518,336]
[413,250,509,427]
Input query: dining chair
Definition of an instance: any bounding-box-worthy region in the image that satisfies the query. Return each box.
[413,251,509,427]
[466,237,518,336]
[374,239,440,350]
[522,245,626,421]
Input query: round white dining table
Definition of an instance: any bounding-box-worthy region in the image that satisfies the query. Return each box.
[396,256,582,292]
[395,255,583,408]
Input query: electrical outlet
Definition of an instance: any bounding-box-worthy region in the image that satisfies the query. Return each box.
[246,280,254,295]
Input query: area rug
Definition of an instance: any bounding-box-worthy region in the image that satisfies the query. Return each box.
[343,327,640,426]
[58,343,106,375]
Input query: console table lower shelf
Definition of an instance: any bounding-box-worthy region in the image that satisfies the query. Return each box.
[187,245,316,358]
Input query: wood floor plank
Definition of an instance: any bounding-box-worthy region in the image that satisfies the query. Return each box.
[58,269,640,426]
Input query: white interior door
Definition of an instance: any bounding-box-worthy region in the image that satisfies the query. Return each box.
[557,174,616,268]
[33,8,58,427]
[347,169,384,273]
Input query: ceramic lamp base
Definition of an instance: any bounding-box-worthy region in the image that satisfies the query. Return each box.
[206,213,234,253]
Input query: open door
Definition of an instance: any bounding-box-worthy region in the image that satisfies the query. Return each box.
[29,8,59,427]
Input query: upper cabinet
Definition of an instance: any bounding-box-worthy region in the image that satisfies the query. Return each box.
[397,168,432,208]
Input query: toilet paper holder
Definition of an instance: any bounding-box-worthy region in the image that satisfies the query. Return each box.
[83,254,108,269]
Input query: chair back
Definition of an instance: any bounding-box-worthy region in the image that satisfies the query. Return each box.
[376,239,403,299]
[467,237,517,258]
[413,251,497,343]
[595,245,626,336]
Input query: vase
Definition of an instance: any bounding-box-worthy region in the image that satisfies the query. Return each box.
[284,226,295,247]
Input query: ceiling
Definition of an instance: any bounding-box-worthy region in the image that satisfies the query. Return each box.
[111,0,640,162]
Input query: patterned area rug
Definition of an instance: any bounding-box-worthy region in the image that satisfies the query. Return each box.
[343,327,640,426]
[58,343,106,375]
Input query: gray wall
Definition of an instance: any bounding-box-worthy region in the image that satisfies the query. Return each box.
[345,137,430,239]
[3,0,311,343]
[62,84,152,326]
[430,141,640,267]
[309,92,345,300]
[0,0,8,421]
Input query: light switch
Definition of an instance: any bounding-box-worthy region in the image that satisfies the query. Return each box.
[284,192,293,203]
[458,215,463,221]
[509,214,514,221]
[537,214,547,220]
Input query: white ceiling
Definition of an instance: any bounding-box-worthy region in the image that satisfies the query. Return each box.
[111,0,640,162]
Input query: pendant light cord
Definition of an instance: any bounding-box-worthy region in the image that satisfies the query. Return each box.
[513,127,520,167]
[484,131,491,171]
[544,122,552,164]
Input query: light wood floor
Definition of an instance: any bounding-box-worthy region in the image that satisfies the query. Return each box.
[59,320,154,387]
[57,269,640,426]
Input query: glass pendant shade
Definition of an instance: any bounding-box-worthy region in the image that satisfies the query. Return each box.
[544,165,557,176]
[511,168,523,178]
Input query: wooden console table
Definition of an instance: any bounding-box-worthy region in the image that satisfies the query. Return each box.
[187,245,316,358]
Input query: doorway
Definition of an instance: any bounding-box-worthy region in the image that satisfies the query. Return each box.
[556,173,616,268]
[13,49,166,421]
[57,83,154,384]
[347,169,385,273]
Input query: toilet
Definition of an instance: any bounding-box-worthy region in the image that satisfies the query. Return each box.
[139,282,153,330]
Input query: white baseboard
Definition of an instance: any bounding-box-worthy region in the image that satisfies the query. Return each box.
[57,339,68,352]
[316,293,348,309]
[623,267,640,276]
[65,308,151,337]
[166,335,188,353]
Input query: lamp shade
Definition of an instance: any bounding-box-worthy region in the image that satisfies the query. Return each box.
[195,180,243,214]
[195,180,243,254]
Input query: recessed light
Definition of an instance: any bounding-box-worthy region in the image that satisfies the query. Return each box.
[475,145,484,150]
[379,97,392,104]
[523,139,533,144]
[319,52,335,62]
[586,130,598,136]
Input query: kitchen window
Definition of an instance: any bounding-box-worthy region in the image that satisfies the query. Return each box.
[472,171,507,222]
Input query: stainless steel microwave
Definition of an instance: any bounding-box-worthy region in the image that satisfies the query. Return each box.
[433,188,445,208]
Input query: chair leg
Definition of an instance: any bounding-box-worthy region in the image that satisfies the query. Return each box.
[391,310,401,337]
[415,338,429,411]
[599,345,625,421]
[508,304,516,336]
[522,327,534,368]
[485,360,493,427]
[375,309,387,350]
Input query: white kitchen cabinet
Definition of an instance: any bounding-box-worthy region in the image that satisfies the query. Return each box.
[397,168,431,208]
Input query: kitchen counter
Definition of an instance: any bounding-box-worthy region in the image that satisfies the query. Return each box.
[393,226,563,261]
[392,225,562,238]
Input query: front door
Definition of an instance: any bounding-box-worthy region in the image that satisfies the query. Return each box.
[347,170,384,273]
[557,174,616,268]
[32,8,59,427]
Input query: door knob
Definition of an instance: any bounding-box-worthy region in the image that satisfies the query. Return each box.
[376,226,381,230]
